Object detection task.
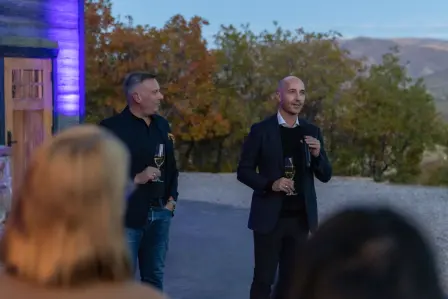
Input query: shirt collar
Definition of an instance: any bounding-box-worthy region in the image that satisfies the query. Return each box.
[277,111,300,128]
[123,106,154,124]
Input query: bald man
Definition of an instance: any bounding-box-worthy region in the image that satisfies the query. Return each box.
[237,76,332,299]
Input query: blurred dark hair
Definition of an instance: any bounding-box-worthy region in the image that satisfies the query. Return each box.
[288,207,444,299]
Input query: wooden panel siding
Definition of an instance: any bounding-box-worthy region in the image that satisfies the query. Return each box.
[0,0,46,38]
[46,0,82,128]
[0,0,83,130]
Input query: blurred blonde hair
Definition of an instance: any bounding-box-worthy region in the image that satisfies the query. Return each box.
[0,125,132,286]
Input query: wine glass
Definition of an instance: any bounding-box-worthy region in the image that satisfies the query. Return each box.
[153,144,165,182]
[284,157,297,195]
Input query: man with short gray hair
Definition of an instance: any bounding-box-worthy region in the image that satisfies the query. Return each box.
[100,72,179,291]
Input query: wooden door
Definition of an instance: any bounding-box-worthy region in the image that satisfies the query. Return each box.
[3,58,53,192]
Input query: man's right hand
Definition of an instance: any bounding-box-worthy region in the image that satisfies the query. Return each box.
[272,177,295,193]
[134,166,161,184]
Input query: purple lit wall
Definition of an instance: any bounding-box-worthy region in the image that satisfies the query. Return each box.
[45,0,84,119]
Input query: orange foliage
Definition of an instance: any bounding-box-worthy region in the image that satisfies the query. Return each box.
[85,0,116,106]
[85,1,230,141]
[158,15,230,141]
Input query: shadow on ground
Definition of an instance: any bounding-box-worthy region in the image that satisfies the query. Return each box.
[164,200,253,299]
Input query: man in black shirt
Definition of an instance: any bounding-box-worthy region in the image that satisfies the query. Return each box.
[237,76,332,299]
[99,72,178,291]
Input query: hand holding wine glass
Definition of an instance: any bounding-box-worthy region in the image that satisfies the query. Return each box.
[134,166,160,184]
[153,144,165,182]
[284,157,297,195]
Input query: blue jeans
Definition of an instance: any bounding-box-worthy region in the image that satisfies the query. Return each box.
[126,206,172,291]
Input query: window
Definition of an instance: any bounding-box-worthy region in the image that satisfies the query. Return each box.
[11,69,44,99]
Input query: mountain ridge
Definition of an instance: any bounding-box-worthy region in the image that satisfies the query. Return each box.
[340,37,448,119]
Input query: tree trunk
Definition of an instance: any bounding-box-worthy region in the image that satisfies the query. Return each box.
[180,141,195,170]
[214,138,225,173]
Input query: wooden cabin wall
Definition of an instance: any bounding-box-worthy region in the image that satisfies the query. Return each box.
[0,0,47,38]
[0,0,84,130]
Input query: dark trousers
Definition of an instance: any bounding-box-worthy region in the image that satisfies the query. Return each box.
[250,216,308,299]
[126,206,172,291]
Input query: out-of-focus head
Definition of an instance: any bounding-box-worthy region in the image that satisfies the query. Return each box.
[0,125,132,286]
[276,76,305,116]
[124,72,163,117]
[288,207,444,299]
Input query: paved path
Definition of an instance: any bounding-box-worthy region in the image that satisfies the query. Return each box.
[178,173,448,291]
[144,173,448,297]
[164,200,253,299]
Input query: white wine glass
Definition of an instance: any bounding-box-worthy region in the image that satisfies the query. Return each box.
[284,157,297,196]
[153,144,165,182]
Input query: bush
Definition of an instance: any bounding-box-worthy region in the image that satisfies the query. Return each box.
[418,160,448,186]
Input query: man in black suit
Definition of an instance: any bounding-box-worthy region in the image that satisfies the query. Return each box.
[99,72,178,291]
[237,76,332,299]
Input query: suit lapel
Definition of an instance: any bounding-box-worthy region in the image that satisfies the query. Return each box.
[299,119,316,138]
[267,114,284,171]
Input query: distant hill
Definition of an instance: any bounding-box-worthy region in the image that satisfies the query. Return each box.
[424,68,448,101]
[339,37,448,120]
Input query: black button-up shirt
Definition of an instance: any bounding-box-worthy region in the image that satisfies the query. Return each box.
[100,107,179,228]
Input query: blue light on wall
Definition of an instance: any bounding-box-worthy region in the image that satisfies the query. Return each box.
[45,0,81,117]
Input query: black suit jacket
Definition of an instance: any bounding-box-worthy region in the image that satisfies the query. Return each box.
[237,114,332,233]
[99,108,179,228]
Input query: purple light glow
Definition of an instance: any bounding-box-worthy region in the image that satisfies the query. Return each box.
[46,1,81,116]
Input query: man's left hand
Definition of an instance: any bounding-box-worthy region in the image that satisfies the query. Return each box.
[304,136,321,157]
[164,197,176,211]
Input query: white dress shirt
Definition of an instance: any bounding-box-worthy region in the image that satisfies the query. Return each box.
[277,111,300,128]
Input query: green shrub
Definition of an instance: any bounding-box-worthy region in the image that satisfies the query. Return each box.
[419,160,448,186]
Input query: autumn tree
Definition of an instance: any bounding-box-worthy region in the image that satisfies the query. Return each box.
[155,15,230,170]
[85,6,230,170]
[85,0,164,120]
[212,24,272,170]
[85,0,118,122]
[336,50,441,182]
[83,1,447,184]
[212,23,360,170]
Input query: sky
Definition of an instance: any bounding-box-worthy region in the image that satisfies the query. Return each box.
[111,0,448,42]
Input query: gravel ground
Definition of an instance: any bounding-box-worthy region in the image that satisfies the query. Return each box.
[0,172,445,298]
[177,172,448,292]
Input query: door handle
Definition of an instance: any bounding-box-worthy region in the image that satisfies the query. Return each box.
[6,131,17,147]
